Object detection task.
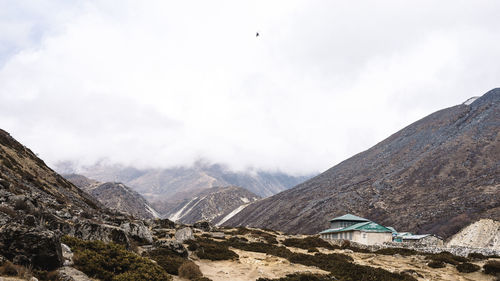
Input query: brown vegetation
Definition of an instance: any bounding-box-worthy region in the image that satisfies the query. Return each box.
[456,262,480,273]
[483,260,500,275]
[178,261,203,280]
[61,236,171,281]
[283,236,338,250]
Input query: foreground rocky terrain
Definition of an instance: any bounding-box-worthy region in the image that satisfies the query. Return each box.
[227,89,500,238]
[64,174,160,219]
[0,129,155,273]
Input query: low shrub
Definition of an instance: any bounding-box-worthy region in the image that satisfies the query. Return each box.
[61,236,171,281]
[456,262,480,273]
[427,261,446,268]
[257,273,336,281]
[283,236,338,250]
[308,247,319,253]
[467,252,500,260]
[375,248,419,256]
[186,239,199,251]
[0,260,20,276]
[426,252,468,265]
[467,252,488,260]
[230,227,278,244]
[484,260,500,275]
[287,252,415,281]
[197,243,238,261]
[230,241,293,259]
[188,238,238,261]
[178,261,203,280]
[145,248,186,275]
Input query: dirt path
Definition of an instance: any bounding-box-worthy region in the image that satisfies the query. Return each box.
[193,248,328,281]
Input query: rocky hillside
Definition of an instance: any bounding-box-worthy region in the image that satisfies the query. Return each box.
[56,161,311,201]
[446,219,500,250]
[165,185,260,225]
[0,130,101,214]
[64,174,160,220]
[62,173,100,189]
[227,89,500,238]
[0,129,155,271]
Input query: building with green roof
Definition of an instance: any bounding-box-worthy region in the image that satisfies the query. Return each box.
[319,214,393,245]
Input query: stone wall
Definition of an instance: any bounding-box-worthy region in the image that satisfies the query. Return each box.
[325,238,500,257]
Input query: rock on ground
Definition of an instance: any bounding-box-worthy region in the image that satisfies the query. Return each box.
[58,267,93,281]
[153,240,188,257]
[0,224,62,270]
[120,221,153,244]
[175,227,194,243]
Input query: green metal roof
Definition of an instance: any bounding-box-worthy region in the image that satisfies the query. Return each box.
[329,214,370,222]
[320,221,393,234]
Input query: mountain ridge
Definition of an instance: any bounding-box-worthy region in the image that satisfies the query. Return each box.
[225,88,500,238]
[63,173,160,219]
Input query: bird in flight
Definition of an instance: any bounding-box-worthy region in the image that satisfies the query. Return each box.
[256,32,260,37]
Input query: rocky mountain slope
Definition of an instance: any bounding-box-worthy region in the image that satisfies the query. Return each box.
[226,88,500,238]
[64,174,160,219]
[166,185,260,225]
[446,219,500,250]
[0,129,154,271]
[56,161,311,201]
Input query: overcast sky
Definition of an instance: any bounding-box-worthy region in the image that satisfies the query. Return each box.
[1,1,499,175]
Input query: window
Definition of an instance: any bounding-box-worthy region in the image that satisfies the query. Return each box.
[362,233,367,238]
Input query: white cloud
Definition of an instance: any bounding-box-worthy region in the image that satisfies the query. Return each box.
[1,0,499,174]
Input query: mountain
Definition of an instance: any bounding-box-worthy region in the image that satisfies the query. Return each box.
[226,88,500,238]
[0,130,101,215]
[165,185,260,225]
[0,129,155,271]
[56,161,311,202]
[64,174,160,219]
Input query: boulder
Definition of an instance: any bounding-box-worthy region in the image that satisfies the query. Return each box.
[0,223,63,270]
[193,221,213,232]
[120,221,153,244]
[175,227,194,243]
[61,243,73,266]
[71,221,129,246]
[58,266,93,281]
[153,240,188,257]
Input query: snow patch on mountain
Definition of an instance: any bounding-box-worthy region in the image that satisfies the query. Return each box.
[169,197,198,222]
[145,204,161,219]
[216,203,250,226]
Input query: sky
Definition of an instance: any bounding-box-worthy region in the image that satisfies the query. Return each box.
[1,0,499,175]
